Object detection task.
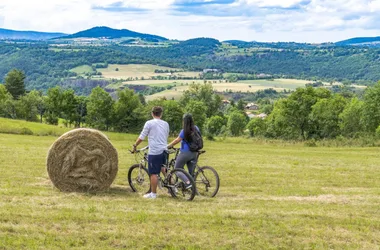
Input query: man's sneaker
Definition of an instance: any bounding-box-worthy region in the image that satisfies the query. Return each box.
[143,192,157,199]
[185,183,192,189]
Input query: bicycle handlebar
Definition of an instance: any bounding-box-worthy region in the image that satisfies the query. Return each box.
[129,145,205,155]
[167,146,206,155]
[129,145,149,154]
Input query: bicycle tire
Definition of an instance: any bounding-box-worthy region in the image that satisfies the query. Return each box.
[167,168,196,201]
[128,164,150,194]
[195,166,220,197]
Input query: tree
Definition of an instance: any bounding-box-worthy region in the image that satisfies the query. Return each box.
[246,118,267,137]
[237,99,245,111]
[206,115,225,136]
[18,90,43,122]
[45,87,63,125]
[36,95,46,123]
[261,104,273,115]
[138,93,146,106]
[0,85,13,117]
[5,69,26,99]
[113,88,143,132]
[227,111,247,136]
[265,99,295,139]
[61,89,78,127]
[184,100,207,132]
[339,97,364,137]
[87,87,114,130]
[75,96,88,128]
[309,94,347,138]
[362,81,380,132]
[266,87,331,140]
[3,98,19,119]
[180,83,221,117]
[162,100,184,134]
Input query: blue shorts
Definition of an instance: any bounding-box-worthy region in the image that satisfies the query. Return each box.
[148,152,167,175]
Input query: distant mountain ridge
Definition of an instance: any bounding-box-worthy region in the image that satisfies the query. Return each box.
[58,26,168,41]
[0,28,67,40]
[2,26,380,46]
[335,36,380,46]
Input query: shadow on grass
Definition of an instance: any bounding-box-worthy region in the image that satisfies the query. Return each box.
[84,185,136,197]
[52,185,137,198]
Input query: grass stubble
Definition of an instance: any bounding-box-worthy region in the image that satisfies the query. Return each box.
[0,125,380,249]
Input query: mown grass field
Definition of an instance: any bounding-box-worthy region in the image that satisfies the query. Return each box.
[1,119,380,249]
[0,118,70,136]
[97,64,200,79]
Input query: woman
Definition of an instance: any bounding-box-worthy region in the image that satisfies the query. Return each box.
[167,113,200,187]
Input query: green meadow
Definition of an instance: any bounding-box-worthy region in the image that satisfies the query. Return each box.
[0,119,380,249]
[69,65,96,76]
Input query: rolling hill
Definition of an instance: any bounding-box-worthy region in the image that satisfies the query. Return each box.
[335,36,380,46]
[58,26,168,41]
[0,28,67,40]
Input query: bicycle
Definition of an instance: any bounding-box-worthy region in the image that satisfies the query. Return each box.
[127,146,196,201]
[170,147,220,198]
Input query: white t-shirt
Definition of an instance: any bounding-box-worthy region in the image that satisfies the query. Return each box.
[139,118,169,155]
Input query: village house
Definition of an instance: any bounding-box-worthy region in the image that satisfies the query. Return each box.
[245,103,259,110]
[257,113,268,119]
[245,112,256,119]
[222,99,230,105]
[245,112,267,119]
[203,69,219,74]
[256,73,272,78]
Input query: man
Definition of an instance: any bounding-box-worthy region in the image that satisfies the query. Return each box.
[133,106,169,199]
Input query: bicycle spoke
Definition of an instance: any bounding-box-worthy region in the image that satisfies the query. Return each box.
[168,169,195,201]
[195,166,219,197]
[128,164,150,194]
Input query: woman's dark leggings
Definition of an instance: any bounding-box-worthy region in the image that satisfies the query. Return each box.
[175,151,198,182]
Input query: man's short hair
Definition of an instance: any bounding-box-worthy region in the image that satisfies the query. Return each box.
[152,106,163,117]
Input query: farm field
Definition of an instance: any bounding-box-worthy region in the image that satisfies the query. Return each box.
[144,78,310,100]
[1,120,380,249]
[234,79,308,89]
[105,79,206,90]
[97,64,201,79]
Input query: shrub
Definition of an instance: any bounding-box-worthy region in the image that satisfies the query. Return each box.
[20,127,33,135]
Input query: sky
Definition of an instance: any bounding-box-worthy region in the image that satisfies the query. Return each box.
[0,0,380,43]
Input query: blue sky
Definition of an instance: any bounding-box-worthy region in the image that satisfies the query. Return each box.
[0,0,380,42]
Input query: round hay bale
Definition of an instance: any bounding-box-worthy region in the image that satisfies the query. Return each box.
[47,128,118,192]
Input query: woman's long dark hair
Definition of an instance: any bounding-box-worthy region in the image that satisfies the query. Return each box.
[183,113,195,142]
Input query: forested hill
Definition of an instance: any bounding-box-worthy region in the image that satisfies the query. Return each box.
[0,37,380,92]
[58,26,168,41]
[0,28,67,40]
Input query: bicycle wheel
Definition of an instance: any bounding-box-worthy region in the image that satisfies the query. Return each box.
[128,164,150,194]
[194,166,219,197]
[167,168,196,201]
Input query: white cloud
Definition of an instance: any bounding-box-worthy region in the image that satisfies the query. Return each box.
[93,0,175,9]
[239,0,309,8]
[0,0,380,42]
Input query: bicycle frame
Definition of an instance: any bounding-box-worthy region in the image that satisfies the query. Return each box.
[128,146,203,200]
[130,146,182,190]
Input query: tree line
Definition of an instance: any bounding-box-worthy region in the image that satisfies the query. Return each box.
[0,69,239,136]
[2,69,380,141]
